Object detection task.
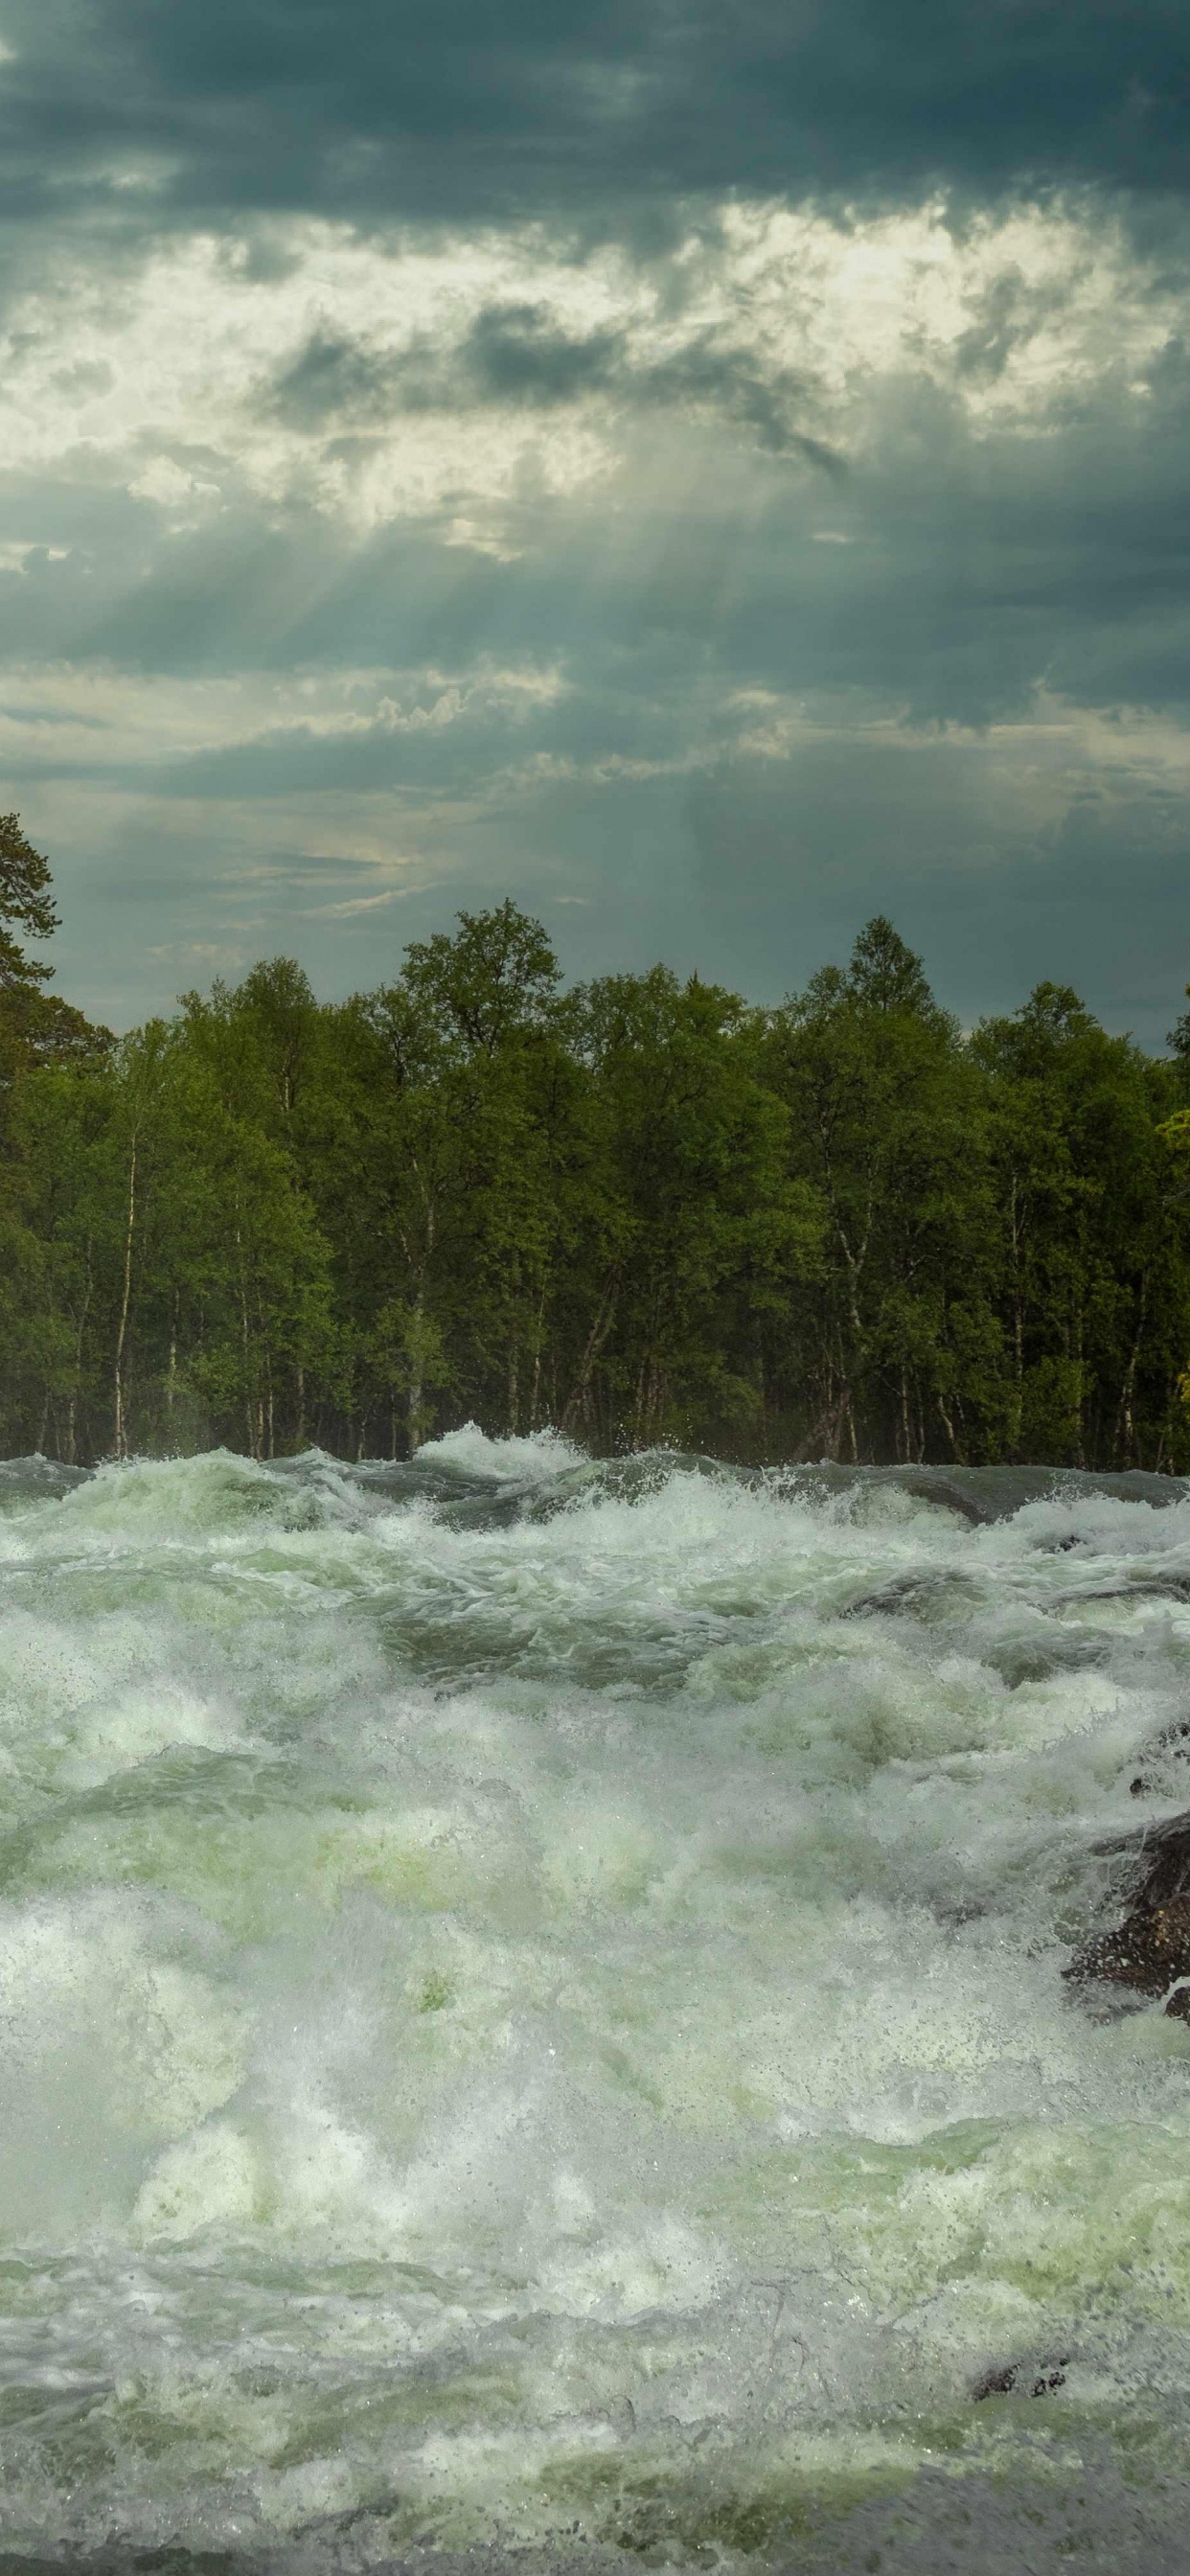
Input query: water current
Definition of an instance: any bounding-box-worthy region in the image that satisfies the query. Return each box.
[4,1435,1190,2572]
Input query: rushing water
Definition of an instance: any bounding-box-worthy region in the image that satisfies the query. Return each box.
[4,1434,1190,2572]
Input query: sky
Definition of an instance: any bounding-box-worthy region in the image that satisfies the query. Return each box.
[2,3,1190,1041]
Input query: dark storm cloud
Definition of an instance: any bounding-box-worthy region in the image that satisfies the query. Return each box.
[686,732,1190,1043]
[266,304,839,474]
[2,0,1190,238]
[267,311,628,428]
[464,308,625,409]
[3,4,1190,1043]
[15,315,1186,736]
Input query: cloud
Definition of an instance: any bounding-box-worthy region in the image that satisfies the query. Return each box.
[2,2,1190,242]
[685,702,1190,1036]
[1,197,1179,559]
[299,884,427,916]
[0,11,1188,1044]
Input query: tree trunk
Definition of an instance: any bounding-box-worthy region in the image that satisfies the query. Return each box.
[1008,1172,1024,1458]
[793,1382,852,1464]
[528,1279,547,1429]
[937,1391,967,1464]
[1114,1270,1149,1469]
[405,1202,437,1457]
[236,1224,258,1459]
[166,1285,179,1432]
[113,1139,137,1461]
[561,1270,619,1433]
[66,1243,94,1467]
[407,1284,424,1456]
[1072,1295,1086,1468]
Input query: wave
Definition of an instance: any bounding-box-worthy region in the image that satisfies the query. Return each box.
[1,1438,1189,2566]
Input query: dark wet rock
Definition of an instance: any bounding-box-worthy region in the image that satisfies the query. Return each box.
[973,2356,1068,2400]
[1067,1808,1190,2016]
[982,1627,1109,1689]
[1130,1715,1190,1795]
[841,1569,984,1622]
[892,1472,991,1525]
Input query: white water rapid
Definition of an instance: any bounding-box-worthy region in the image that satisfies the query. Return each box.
[3,1437,1190,2572]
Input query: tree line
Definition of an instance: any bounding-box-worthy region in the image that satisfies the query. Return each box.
[2,813,1189,1471]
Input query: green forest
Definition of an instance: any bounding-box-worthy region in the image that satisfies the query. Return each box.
[3,810,1190,1472]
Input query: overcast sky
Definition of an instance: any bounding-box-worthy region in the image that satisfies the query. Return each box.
[2,2,1189,1040]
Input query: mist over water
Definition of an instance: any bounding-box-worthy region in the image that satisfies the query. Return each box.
[3,1436,1190,2571]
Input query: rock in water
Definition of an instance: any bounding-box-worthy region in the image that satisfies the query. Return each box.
[1067,1807,1190,2015]
[1129,1713,1190,1795]
[973,2356,1068,2400]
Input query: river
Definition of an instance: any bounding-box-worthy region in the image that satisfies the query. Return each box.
[3,1435,1190,2571]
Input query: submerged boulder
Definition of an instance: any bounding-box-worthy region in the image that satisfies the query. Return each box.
[1129,1714,1190,1797]
[1066,1807,1190,2020]
[973,2356,1067,2400]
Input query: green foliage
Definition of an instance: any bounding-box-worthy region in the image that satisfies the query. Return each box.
[0,811,58,987]
[0,814,113,1082]
[763,922,995,1461]
[573,968,822,1446]
[2,847,1190,1470]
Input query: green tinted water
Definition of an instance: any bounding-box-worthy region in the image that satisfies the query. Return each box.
[1,1436,1189,2567]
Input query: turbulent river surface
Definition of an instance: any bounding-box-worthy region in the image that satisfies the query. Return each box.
[5,1436,1190,2573]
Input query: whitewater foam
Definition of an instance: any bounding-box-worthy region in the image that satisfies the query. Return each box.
[1,1438,1190,2567]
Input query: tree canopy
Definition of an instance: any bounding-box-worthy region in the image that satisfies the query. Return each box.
[0,811,59,989]
[2,823,1189,1471]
